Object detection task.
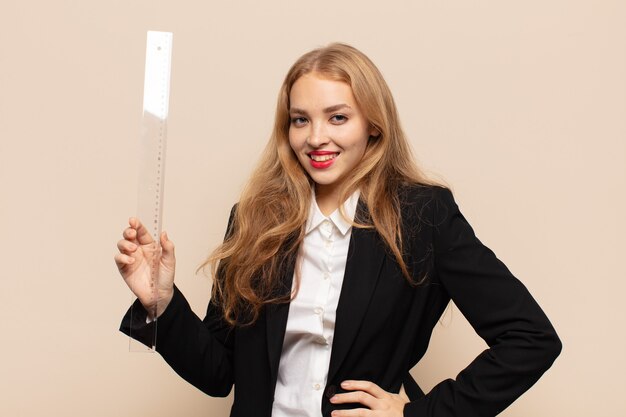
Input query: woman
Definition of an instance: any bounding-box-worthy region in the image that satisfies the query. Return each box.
[116,43,561,417]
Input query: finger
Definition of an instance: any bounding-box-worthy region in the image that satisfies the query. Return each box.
[122,226,136,240]
[117,239,138,255]
[160,231,175,253]
[341,381,387,400]
[128,217,154,245]
[330,391,377,409]
[160,231,176,267]
[330,407,370,417]
[114,253,136,269]
[399,385,409,402]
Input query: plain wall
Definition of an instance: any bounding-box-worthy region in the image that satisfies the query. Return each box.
[1,1,624,416]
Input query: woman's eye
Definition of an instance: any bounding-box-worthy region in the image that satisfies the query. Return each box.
[291,117,307,126]
[330,114,348,123]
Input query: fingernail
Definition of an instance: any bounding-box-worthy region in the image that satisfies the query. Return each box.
[341,381,349,388]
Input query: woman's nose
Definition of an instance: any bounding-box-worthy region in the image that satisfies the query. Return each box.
[306,123,329,147]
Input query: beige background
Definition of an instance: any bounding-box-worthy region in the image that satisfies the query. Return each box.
[1,1,624,416]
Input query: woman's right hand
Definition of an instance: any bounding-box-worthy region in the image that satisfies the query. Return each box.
[114,217,176,319]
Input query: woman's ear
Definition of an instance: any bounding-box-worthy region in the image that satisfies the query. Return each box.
[369,125,380,140]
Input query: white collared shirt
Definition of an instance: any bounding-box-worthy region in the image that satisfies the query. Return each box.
[271,190,360,417]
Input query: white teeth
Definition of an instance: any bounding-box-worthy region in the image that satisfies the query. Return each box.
[310,153,338,162]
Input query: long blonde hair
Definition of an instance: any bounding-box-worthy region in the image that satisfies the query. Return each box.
[199,43,439,326]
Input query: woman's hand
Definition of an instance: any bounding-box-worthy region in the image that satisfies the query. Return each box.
[114,217,176,318]
[330,380,409,417]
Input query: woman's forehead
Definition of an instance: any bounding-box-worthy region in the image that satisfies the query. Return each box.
[289,73,356,111]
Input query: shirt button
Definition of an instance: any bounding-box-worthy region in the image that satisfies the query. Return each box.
[324,240,332,248]
[323,272,330,280]
[313,383,321,390]
[314,307,323,315]
[316,336,328,345]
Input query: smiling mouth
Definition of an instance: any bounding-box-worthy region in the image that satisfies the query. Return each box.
[309,152,339,162]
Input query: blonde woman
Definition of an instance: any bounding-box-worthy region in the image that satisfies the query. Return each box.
[115,43,561,417]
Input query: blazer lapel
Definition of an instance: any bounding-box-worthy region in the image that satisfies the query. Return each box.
[266,253,296,386]
[327,202,386,383]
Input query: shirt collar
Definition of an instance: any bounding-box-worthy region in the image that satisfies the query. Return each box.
[305,189,361,236]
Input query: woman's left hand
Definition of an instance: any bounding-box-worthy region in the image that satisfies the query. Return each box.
[330,380,409,417]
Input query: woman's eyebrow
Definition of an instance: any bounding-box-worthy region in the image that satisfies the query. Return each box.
[323,103,352,113]
[289,103,352,115]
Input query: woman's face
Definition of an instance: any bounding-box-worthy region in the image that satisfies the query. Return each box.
[288,72,376,198]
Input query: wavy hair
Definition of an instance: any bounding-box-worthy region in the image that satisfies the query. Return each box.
[198,43,440,326]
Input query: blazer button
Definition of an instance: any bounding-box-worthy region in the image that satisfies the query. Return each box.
[325,384,337,399]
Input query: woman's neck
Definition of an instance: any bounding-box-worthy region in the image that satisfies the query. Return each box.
[315,184,341,216]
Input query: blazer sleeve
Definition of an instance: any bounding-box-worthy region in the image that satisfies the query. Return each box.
[403,186,562,417]
[119,207,238,398]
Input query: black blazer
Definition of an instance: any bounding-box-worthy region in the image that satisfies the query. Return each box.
[121,185,561,417]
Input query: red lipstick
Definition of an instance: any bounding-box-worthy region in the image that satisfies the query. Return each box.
[308,151,339,169]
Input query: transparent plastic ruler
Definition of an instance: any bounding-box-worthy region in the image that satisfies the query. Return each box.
[129,31,173,352]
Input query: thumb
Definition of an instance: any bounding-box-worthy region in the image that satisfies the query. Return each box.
[160,231,176,265]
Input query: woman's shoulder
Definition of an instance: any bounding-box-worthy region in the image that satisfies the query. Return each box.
[398,181,453,206]
[396,181,459,229]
